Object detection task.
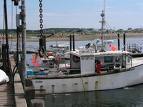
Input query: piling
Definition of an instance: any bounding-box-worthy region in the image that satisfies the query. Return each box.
[70,35,72,51]
[123,33,126,51]
[73,34,75,51]
[117,33,120,50]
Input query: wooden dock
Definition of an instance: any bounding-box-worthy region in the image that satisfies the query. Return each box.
[14,73,27,107]
[0,73,27,107]
[0,83,15,107]
[0,56,27,107]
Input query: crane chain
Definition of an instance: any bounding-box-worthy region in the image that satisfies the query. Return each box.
[39,0,43,37]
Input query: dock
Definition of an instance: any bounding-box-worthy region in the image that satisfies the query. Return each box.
[0,54,28,107]
[0,83,15,107]
[0,73,27,107]
[14,73,27,107]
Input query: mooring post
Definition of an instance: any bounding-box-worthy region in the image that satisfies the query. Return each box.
[72,34,75,51]
[70,35,72,51]
[117,33,120,50]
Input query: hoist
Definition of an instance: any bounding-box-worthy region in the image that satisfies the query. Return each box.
[12,0,46,52]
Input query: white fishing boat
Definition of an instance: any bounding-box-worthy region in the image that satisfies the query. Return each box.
[25,50,143,94]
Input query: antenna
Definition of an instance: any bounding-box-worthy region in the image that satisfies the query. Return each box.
[100,0,106,51]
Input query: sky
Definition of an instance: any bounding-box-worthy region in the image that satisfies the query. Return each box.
[0,0,143,30]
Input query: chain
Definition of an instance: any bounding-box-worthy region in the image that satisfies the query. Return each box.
[39,0,43,37]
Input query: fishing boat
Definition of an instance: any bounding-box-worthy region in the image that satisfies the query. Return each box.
[25,50,143,94]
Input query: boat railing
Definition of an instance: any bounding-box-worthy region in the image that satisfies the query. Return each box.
[26,64,81,78]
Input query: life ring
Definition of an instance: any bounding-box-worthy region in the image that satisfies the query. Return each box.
[115,56,120,62]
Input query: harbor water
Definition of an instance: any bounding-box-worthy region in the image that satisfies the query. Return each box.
[44,85,143,107]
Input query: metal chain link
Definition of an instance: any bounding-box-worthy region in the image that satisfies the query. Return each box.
[39,0,43,37]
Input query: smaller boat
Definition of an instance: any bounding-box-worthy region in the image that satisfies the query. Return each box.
[50,43,69,53]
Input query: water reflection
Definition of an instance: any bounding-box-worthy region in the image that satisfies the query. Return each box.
[44,84,143,107]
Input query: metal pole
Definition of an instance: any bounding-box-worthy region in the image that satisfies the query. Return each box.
[117,33,120,50]
[123,33,126,51]
[70,35,72,51]
[73,34,75,51]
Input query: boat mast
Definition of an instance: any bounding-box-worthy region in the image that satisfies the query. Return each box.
[100,0,106,51]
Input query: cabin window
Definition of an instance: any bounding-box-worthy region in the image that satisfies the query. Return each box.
[95,57,102,63]
[104,56,113,63]
[115,56,121,62]
[122,55,127,68]
[126,55,131,63]
[127,57,130,63]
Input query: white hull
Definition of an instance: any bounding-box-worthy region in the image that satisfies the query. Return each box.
[31,64,143,94]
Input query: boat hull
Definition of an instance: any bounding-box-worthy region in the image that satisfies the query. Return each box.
[31,64,143,94]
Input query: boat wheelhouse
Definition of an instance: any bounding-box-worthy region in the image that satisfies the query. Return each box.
[69,50,132,75]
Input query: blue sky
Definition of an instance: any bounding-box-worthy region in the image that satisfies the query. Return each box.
[0,0,143,30]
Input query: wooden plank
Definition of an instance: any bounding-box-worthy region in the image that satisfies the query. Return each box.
[14,73,27,107]
[0,83,15,107]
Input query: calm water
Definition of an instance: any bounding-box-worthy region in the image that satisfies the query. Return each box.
[8,37,143,52]
[44,85,143,107]
[9,37,143,107]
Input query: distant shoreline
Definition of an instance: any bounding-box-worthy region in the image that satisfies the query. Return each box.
[1,32,143,42]
[43,32,143,42]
